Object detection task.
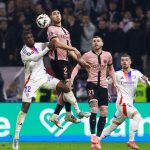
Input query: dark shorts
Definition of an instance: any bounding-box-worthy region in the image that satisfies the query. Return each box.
[50,60,71,81]
[86,82,108,106]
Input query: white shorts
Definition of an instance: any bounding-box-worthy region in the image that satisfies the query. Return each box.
[22,74,59,103]
[112,101,139,124]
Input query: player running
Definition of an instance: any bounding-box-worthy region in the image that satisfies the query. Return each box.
[100,53,150,150]
[71,36,117,150]
[47,9,91,127]
[12,31,88,150]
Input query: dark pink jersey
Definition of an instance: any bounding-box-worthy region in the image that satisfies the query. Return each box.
[82,50,113,88]
[47,25,71,60]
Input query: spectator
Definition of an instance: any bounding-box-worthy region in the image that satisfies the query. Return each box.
[80,15,96,53]
[67,14,82,50]
[109,19,126,70]
[0,19,15,66]
[0,72,6,102]
[84,0,107,25]
[7,0,16,24]
[120,11,133,32]
[126,18,146,71]
[95,18,111,51]
[106,1,122,23]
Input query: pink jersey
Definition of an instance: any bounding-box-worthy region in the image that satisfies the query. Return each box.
[47,25,71,60]
[72,50,113,88]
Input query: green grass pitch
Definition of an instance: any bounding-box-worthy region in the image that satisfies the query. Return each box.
[1,142,150,150]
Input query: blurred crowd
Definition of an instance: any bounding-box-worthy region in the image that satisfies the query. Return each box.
[0,0,150,72]
[1,0,150,102]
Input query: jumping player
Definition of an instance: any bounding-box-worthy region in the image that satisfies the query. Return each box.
[47,9,91,127]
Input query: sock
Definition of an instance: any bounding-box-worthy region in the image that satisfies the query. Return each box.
[14,111,26,139]
[90,113,97,134]
[63,91,81,114]
[100,122,118,140]
[129,114,141,141]
[96,116,106,137]
[54,104,63,115]
[65,102,71,112]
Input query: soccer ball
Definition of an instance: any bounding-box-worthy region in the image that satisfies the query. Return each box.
[36,14,51,28]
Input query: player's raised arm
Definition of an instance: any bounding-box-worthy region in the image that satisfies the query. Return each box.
[21,31,50,62]
[22,47,50,62]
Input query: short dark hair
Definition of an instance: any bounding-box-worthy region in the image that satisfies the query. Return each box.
[93,36,103,40]
[50,9,60,16]
[22,31,32,40]
[121,53,131,60]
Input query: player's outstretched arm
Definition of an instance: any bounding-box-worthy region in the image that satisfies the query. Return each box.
[71,64,81,84]
[140,74,150,86]
[22,47,50,62]
[51,37,78,52]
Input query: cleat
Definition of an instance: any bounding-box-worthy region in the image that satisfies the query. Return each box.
[65,113,81,123]
[12,139,19,150]
[96,140,101,150]
[49,114,63,129]
[78,112,91,119]
[127,141,139,150]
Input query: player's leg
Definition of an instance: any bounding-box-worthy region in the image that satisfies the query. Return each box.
[50,60,80,123]
[86,82,99,150]
[50,79,81,124]
[12,81,41,150]
[96,87,109,149]
[89,99,99,150]
[100,110,126,140]
[126,104,141,150]
[12,101,31,150]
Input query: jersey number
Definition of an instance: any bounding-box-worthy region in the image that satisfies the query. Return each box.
[25,86,31,92]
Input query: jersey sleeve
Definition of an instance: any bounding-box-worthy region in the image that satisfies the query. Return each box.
[21,46,49,62]
[36,42,49,51]
[137,70,148,83]
[47,26,57,41]
[108,52,113,66]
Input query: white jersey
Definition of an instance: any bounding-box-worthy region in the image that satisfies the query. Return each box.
[20,42,60,102]
[116,69,146,105]
[20,42,48,84]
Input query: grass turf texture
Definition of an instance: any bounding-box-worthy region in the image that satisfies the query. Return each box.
[1,142,150,150]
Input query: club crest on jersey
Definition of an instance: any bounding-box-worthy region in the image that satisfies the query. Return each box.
[103,59,107,64]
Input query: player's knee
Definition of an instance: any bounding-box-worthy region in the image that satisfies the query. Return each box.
[63,86,70,93]
[100,110,107,117]
[57,81,70,93]
[90,99,98,113]
[100,107,108,117]
[91,106,98,113]
[21,108,28,113]
[133,113,141,122]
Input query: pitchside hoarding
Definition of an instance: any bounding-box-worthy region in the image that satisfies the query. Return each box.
[0,103,149,142]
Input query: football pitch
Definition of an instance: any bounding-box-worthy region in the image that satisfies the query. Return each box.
[1,142,150,150]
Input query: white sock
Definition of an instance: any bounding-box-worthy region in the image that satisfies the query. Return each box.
[63,91,81,114]
[14,111,26,139]
[100,123,118,140]
[129,114,141,141]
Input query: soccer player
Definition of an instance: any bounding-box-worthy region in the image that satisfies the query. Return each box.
[12,31,88,150]
[47,9,91,127]
[100,53,150,150]
[71,36,117,150]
